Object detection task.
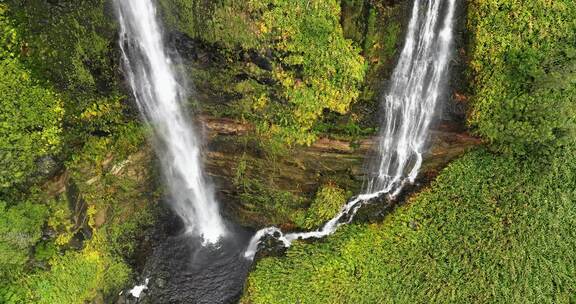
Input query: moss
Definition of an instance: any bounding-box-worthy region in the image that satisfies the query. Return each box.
[232,153,307,227]
[158,0,261,49]
[341,0,369,47]
[295,183,350,229]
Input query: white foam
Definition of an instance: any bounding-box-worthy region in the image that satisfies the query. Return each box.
[129,278,149,298]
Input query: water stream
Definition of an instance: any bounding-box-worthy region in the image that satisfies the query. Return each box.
[115,0,226,244]
[245,0,457,260]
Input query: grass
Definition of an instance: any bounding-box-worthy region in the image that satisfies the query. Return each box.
[242,146,576,303]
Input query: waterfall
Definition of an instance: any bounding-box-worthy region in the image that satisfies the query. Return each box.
[115,0,226,244]
[245,0,457,259]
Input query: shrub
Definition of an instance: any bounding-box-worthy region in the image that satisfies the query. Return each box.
[0,200,48,281]
[296,183,349,229]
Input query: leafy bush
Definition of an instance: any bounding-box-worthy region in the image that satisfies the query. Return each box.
[256,0,366,145]
[467,0,576,154]
[243,146,576,303]
[0,2,150,304]
[4,0,139,158]
[158,0,261,49]
[13,238,130,304]
[5,0,116,92]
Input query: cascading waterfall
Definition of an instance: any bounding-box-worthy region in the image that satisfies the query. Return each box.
[115,0,226,244]
[245,0,457,259]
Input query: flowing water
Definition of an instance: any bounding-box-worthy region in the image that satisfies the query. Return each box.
[245,0,457,259]
[127,212,253,303]
[115,0,226,244]
[115,1,253,301]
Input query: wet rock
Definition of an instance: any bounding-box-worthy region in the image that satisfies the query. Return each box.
[34,156,60,180]
[89,293,105,304]
[115,294,127,304]
[155,277,166,289]
[200,115,480,228]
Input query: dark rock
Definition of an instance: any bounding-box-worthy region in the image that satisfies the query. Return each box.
[155,277,166,289]
[34,156,60,180]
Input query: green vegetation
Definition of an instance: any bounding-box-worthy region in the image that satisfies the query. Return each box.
[467,0,576,155]
[160,0,367,145]
[294,183,350,229]
[0,2,154,303]
[3,0,575,303]
[7,0,116,92]
[244,147,576,303]
[5,236,131,304]
[0,199,48,282]
[0,5,63,190]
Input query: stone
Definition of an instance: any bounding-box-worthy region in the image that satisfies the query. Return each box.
[34,156,60,179]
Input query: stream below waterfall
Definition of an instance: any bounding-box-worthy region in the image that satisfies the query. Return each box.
[119,211,253,304]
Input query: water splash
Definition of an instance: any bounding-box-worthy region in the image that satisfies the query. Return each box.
[128,278,149,298]
[115,0,226,244]
[245,0,457,259]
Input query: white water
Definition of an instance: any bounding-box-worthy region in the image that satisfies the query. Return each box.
[115,0,226,244]
[128,278,149,298]
[245,0,457,259]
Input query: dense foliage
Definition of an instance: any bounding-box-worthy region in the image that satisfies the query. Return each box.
[0,5,63,190]
[7,0,116,92]
[160,0,367,145]
[0,2,151,303]
[2,0,575,303]
[244,147,576,303]
[294,183,349,229]
[0,199,48,281]
[467,0,576,154]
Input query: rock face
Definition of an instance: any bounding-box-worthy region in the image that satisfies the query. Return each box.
[201,115,480,228]
[154,0,476,231]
